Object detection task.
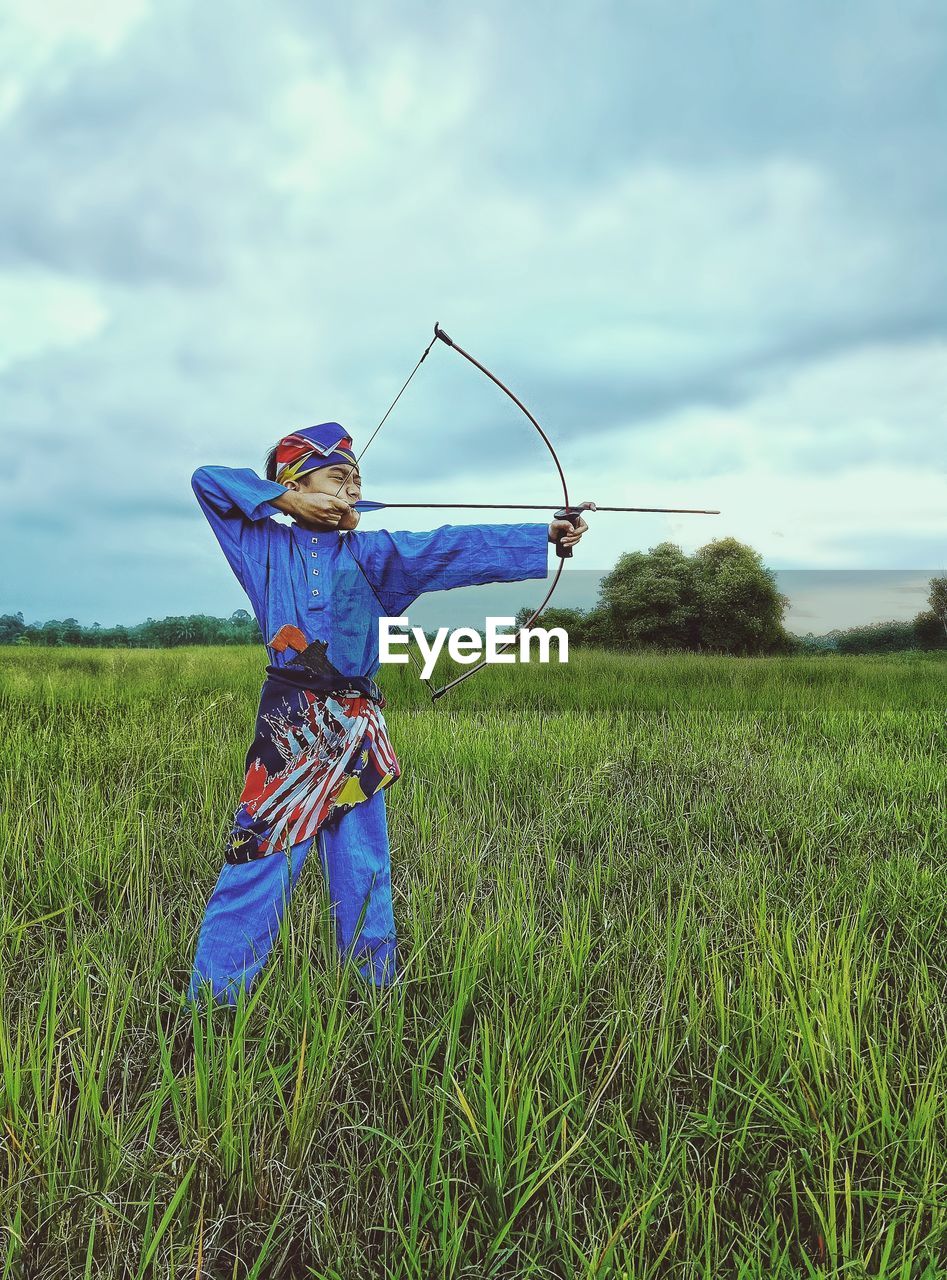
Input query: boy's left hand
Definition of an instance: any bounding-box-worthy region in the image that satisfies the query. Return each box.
[548,513,588,552]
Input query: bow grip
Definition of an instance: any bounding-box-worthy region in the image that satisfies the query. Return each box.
[553,506,582,559]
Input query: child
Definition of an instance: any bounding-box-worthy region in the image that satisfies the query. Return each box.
[185,421,584,1007]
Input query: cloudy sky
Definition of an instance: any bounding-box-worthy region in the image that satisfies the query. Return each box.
[2,0,944,632]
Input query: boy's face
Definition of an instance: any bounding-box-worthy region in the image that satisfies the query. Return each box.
[286,461,362,531]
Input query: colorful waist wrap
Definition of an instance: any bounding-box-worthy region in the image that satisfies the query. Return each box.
[225,663,400,864]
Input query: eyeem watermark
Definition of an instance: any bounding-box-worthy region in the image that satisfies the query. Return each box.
[379,616,569,680]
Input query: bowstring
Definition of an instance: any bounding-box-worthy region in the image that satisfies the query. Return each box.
[332,332,441,694]
[341,331,440,481]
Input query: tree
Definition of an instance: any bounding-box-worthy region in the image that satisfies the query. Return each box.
[598,542,698,650]
[592,537,791,655]
[692,539,791,655]
[513,604,613,648]
[173,618,196,644]
[41,620,64,647]
[836,621,916,654]
[0,613,25,644]
[927,576,947,640]
[914,612,947,650]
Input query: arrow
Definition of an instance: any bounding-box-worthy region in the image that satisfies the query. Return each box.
[352,500,720,515]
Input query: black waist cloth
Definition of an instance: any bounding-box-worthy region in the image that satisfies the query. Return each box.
[263,662,385,706]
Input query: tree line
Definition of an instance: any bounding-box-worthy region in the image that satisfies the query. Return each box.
[0,609,262,649]
[3,541,945,656]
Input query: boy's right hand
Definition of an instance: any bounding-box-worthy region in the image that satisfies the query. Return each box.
[272,491,355,528]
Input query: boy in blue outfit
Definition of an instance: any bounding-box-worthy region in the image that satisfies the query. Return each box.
[186,421,585,1007]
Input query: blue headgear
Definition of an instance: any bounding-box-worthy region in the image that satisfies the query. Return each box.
[274,422,356,484]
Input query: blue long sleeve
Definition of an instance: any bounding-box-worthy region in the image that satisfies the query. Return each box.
[191,466,289,593]
[345,522,551,615]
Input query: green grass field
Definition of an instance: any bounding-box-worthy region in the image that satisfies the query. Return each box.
[0,646,944,1278]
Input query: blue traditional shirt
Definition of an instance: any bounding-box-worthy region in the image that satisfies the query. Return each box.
[191,466,552,676]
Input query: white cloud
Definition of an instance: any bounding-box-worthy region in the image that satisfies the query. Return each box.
[568,338,947,571]
[3,0,149,55]
[272,33,483,196]
[0,271,107,371]
[0,0,150,122]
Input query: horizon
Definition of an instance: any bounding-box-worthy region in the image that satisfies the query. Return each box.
[5,567,941,638]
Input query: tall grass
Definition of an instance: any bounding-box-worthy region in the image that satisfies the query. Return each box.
[0,645,944,1277]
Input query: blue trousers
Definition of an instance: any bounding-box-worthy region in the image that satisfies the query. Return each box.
[186,789,398,1007]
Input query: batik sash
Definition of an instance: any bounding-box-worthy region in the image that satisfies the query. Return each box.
[225,665,400,864]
